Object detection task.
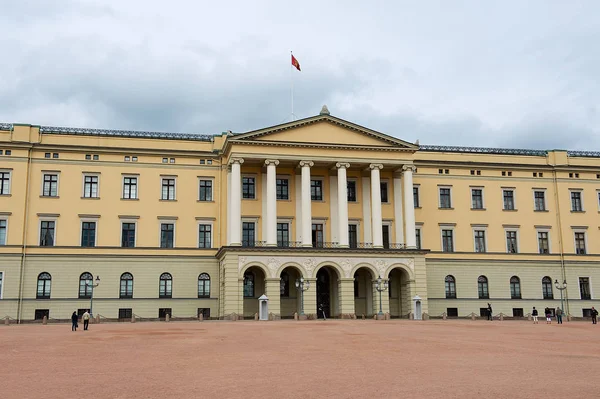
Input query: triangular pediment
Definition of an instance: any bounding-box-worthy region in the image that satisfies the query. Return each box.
[230,115,417,150]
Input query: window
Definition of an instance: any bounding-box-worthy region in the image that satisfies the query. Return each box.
[93,155,99,160]
[198,180,213,201]
[580,277,591,300]
[158,308,172,319]
[132,156,138,162]
[52,153,59,159]
[120,273,133,298]
[169,158,175,164]
[439,188,451,208]
[478,276,489,299]
[474,230,486,253]
[45,153,51,158]
[413,186,420,207]
[512,308,524,318]
[79,272,93,299]
[347,180,357,202]
[575,232,586,254]
[446,308,458,317]
[159,273,172,298]
[471,189,483,209]
[4,150,10,156]
[242,222,255,247]
[542,276,553,299]
[445,275,456,298]
[37,272,51,299]
[534,191,546,211]
[348,224,358,249]
[280,271,290,297]
[35,309,49,320]
[244,271,254,297]
[81,221,96,247]
[162,158,168,163]
[510,276,521,299]
[538,231,550,254]
[160,223,174,248]
[506,231,518,253]
[380,182,388,203]
[242,177,255,199]
[277,223,289,247]
[118,308,132,320]
[200,160,205,165]
[0,219,6,245]
[206,160,212,165]
[122,177,138,199]
[198,273,211,298]
[198,224,212,248]
[415,228,422,250]
[571,191,583,211]
[441,229,454,252]
[83,175,99,198]
[311,180,323,201]
[276,178,289,200]
[382,225,390,249]
[503,190,515,210]
[124,156,130,162]
[161,178,175,200]
[42,174,58,197]
[0,171,10,195]
[40,221,55,246]
[198,308,211,319]
[121,223,136,248]
[312,223,324,248]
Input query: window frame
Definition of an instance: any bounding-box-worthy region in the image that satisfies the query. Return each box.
[160,177,177,201]
[120,272,134,299]
[243,271,255,297]
[579,276,592,300]
[348,223,358,249]
[415,226,422,250]
[502,188,516,211]
[380,180,389,203]
[198,273,211,298]
[510,276,521,299]
[242,220,256,247]
[536,229,551,254]
[533,189,547,211]
[570,190,584,212]
[198,177,214,202]
[311,221,325,248]
[197,221,213,249]
[120,221,137,248]
[79,272,93,299]
[276,177,289,200]
[0,170,11,195]
[80,219,97,248]
[573,230,587,255]
[159,222,175,248]
[440,227,454,253]
[242,175,256,200]
[346,179,357,203]
[0,218,7,246]
[122,175,139,199]
[36,272,52,299]
[438,186,452,209]
[478,275,489,299]
[41,172,59,197]
[505,228,519,254]
[413,185,420,208]
[277,221,290,248]
[159,272,173,298]
[82,173,100,199]
[472,227,487,253]
[310,178,324,201]
[39,218,57,247]
[444,275,457,299]
[542,276,553,300]
[470,187,485,210]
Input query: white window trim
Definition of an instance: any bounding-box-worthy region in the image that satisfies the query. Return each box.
[535,228,552,254]
[504,227,520,253]
[276,175,291,201]
[502,188,516,210]
[439,225,455,252]
[438,185,453,208]
[569,189,584,211]
[122,175,139,199]
[572,228,588,255]
[159,220,177,248]
[242,173,257,200]
[578,276,593,300]
[0,217,8,246]
[197,219,214,248]
[380,179,390,204]
[415,226,423,249]
[0,271,4,299]
[470,187,485,209]
[81,173,100,198]
[532,188,547,211]
[310,176,325,202]
[197,177,215,201]
[160,176,177,201]
[346,178,358,203]
[120,219,138,248]
[79,217,99,247]
[241,217,258,243]
[413,184,420,207]
[0,169,12,195]
[41,171,60,197]
[471,226,488,253]
[39,217,58,246]
[311,218,327,243]
[276,218,292,243]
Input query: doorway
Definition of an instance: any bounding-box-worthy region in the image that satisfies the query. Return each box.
[316,268,331,318]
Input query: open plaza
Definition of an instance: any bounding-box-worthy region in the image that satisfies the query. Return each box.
[1,319,598,399]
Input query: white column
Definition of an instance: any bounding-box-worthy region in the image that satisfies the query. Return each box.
[265,159,279,246]
[300,161,314,247]
[229,158,243,246]
[336,163,350,247]
[393,174,404,246]
[370,164,384,248]
[403,164,417,248]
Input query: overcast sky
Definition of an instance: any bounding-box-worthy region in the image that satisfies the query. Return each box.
[1,1,599,149]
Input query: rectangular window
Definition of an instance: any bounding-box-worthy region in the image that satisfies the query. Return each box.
[276,178,289,200]
[471,189,483,209]
[40,221,55,246]
[198,308,211,319]
[81,221,96,247]
[311,180,323,201]
[538,232,550,254]
[474,230,486,253]
[446,308,458,317]
[242,222,255,247]
[198,180,213,201]
[534,191,546,211]
[160,223,174,248]
[348,224,358,249]
[512,308,524,318]
[415,228,422,250]
[575,232,586,254]
[35,309,49,320]
[83,175,98,198]
[571,191,583,211]
[198,224,212,248]
[42,174,58,197]
[442,229,454,252]
[0,171,10,195]
[118,308,132,320]
[242,177,255,199]
[121,223,136,248]
[161,178,176,200]
[413,187,419,207]
[380,182,388,203]
[158,308,172,319]
[312,223,324,248]
[503,190,515,210]
[439,188,451,208]
[277,223,289,247]
[0,220,6,245]
[579,277,591,300]
[122,177,138,199]
[506,231,518,253]
[382,225,390,249]
[347,181,357,202]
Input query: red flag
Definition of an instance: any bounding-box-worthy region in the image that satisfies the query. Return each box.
[291,54,301,71]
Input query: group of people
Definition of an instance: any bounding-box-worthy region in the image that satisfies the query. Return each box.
[71,311,91,331]
[532,307,563,324]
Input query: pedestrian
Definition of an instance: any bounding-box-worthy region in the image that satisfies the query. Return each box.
[71,311,78,331]
[544,307,551,324]
[532,307,538,324]
[487,303,493,321]
[592,307,598,325]
[555,307,563,324]
[82,310,90,331]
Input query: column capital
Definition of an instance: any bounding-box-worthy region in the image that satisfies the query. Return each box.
[299,160,314,168]
[402,164,416,173]
[229,158,244,166]
[369,163,384,170]
[264,159,280,166]
[335,162,350,169]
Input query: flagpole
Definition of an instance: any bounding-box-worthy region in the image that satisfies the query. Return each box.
[290,50,294,121]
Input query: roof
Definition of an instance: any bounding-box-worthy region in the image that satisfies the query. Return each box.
[419,144,548,156]
[0,123,12,131]
[39,125,214,142]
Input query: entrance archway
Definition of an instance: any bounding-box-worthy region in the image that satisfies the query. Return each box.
[353,267,376,317]
[388,267,411,318]
[242,266,266,318]
[316,266,340,318]
[279,266,302,318]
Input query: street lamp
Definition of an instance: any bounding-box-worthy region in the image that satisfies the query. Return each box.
[374,275,388,316]
[86,275,100,316]
[554,279,567,318]
[295,277,310,316]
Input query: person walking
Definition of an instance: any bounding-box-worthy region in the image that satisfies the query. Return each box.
[71,311,78,331]
[544,307,551,324]
[592,307,598,325]
[555,307,563,324]
[487,303,493,321]
[82,310,90,331]
[532,307,539,324]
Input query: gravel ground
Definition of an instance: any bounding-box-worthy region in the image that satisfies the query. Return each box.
[1,319,598,399]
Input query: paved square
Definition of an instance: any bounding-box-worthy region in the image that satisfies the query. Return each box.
[1,320,598,398]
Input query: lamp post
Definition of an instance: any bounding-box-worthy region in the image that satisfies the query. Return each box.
[86,275,100,316]
[554,279,567,318]
[374,275,388,316]
[295,277,310,316]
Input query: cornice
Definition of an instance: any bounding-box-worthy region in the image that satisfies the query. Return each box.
[229,139,413,152]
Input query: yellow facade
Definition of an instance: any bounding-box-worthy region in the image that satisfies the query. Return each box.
[0,111,598,322]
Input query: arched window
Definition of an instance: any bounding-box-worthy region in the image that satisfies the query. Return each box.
[244,271,254,298]
[159,273,172,298]
[445,275,456,299]
[510,276,521,299]
[280,271,290,297]
[198,273,210,298]
[120,273,133,299]
[79,272,93,299]
[542,276,553,299]
[478,275,489,299]
[37,272,51,299]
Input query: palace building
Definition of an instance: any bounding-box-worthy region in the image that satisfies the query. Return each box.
[0,106,598,322]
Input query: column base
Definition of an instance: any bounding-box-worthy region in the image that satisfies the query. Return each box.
[338,244,349,248]
[373,245,383,249]
[265,243,277,247]
[301,243,313,248]
[229,242,242,247]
